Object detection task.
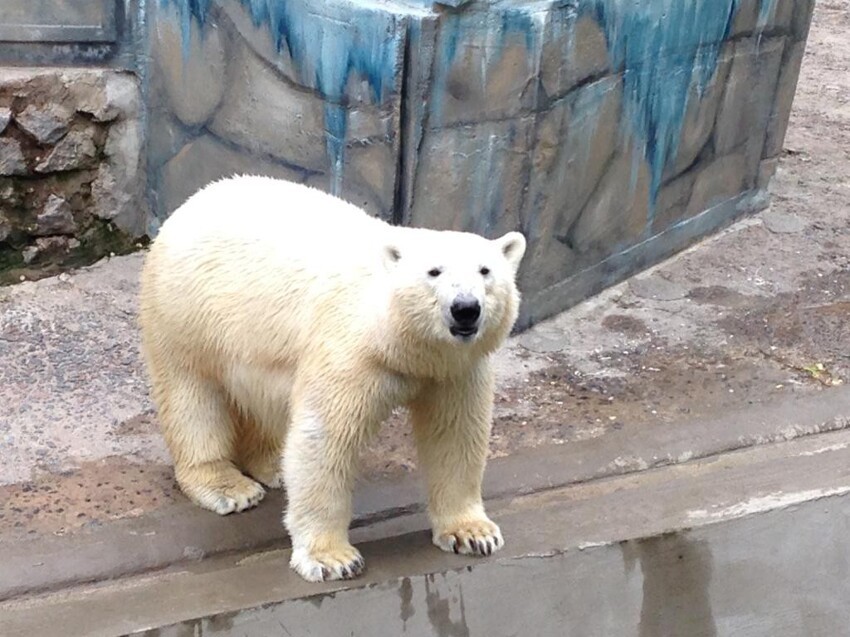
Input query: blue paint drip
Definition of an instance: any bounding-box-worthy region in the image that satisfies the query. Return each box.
[430,0,773,219]
[161,0,404,194]
[161,0,778,217]
[585,0,743,216]
[430,4,545,125]
[160,0,212,58]
[758,0,778,28]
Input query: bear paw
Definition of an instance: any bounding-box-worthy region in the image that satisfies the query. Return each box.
[433,518,504,557]
[181,470,267,515]
[208,480,266,515]
[242,458,284,489]
[290,544,365,582]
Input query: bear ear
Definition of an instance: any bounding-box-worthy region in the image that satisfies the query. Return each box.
[495,232,526,273]
[383,244,402,271]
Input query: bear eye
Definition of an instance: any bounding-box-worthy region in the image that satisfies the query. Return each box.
[428,267,442,278]
[480,266,490,276]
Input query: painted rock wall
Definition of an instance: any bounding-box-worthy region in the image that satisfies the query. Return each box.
[146,0,814,328]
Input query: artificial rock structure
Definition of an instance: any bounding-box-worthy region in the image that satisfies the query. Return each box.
[1,0,814,327]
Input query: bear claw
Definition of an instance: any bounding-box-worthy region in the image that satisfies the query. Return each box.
[434,520,504,558]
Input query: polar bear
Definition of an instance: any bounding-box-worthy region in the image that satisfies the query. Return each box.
[139,175,526,582]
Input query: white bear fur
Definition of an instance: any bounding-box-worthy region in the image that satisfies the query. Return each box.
[139,175,526,582]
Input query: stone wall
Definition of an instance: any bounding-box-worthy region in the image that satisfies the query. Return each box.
[0,69,146,283]
[0,1,812,325]
[147,0,814,328]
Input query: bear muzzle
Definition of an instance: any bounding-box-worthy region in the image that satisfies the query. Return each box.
[449,295,481,340]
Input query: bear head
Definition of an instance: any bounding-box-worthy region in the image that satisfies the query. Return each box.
[383,229,526,352]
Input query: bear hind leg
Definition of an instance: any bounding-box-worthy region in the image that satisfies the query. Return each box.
[233,405,285,489]
[156,370,266,515]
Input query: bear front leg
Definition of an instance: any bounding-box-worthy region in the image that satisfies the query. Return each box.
[410,363,504,557]
[283,401,373,583]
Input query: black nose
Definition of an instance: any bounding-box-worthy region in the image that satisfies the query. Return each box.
[450,296,481,326]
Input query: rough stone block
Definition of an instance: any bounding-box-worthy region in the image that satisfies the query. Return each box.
[730,0,760,37]
[525,76,622,246]
[517,237,577,301]
[769,0,796,32]
[0,67,150,281]
[346,108,395,143]
[66,71,139,123]
[539,12,610,102]
[0,211,10,242]
[714,37,785,184]
[153,2,226,127]
[22,236,71,264]
[686,153,748,218]
[792,0,815,41]
[568,148,651,259]
[160,134,306,215]
[763,40,806,159]
[35,126,98,173]
[90,113,147,236]
[651,170,698,234]
[0,180,21,206]
[431,15,536,127]
[217,1,302,88]
[0,108,10,134]
[213,0,405,110]
[731,0,794,36]
[305,138,398,220]
[209,38,328,173]
[0,138,27,176]
[15,104,72,144]
[21,244,38,264]
[342,141,397,217]
[666,46,733,180]
[408,117,533,236]
[35,195,76,235]
[757,157,779,190]
[146,114,192,167]
[137,0,813,331]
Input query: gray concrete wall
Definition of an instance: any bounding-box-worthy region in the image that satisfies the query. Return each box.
[0,1,142,68]
[145,0,814,327]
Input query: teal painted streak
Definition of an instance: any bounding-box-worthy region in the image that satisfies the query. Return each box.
[432,0,775,231]
[586,0,741,226]
[161,0,776,222]
[425,0,746,230]
[160,0,406,194]
[758,0,779,28]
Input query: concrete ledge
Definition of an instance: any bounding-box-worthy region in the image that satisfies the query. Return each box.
[4,426,850,636]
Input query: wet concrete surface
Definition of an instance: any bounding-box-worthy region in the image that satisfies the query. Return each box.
[6,428,850,637]
[0,0,848,604]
